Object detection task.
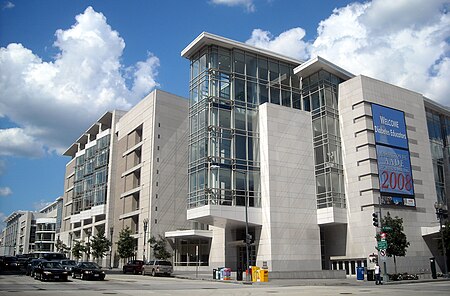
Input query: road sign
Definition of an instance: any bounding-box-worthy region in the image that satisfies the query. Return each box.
[380,232,387,240]
[378,240,388,250]
[382,226,392,231]
[380,249,386,256]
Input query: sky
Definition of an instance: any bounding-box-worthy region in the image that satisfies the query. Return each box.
[0,0,449,230]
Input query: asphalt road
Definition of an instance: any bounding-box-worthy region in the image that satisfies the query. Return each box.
[1,271,449,296]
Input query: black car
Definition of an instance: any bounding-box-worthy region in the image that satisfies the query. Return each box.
[0,256,20,272]
[34,261,69,281]
[72,262,106,280]
[26,259,47,276]
[59,259,77,275]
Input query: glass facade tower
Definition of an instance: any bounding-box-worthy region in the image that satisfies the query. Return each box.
[72,134,110,215]
[187,45,302,210]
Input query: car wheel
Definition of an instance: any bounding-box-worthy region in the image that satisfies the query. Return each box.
[142,269,145,276]
[152,269,156,277]
[81,273,87,280]
[122,269,126,274]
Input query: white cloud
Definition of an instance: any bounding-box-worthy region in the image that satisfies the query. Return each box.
[245,0,450,106]
[0,187,12,196]
[210,0,256,12]
[2,1,14,10]
[246,28,309,61]
[0,128,45,157]
[0,6,160,157]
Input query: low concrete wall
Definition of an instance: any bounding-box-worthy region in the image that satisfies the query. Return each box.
[268,270,347,279]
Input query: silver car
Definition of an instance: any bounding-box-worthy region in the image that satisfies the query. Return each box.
[142,260,173,276]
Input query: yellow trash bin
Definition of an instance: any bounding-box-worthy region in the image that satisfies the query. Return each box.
[259,269,269,282]
[251,266,260,282]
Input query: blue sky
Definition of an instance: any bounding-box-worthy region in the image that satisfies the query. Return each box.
[0,0,449,229]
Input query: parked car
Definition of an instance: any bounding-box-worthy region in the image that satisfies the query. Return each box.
[26,259,47,276]
[72,262,106,280]
[0,256,20,272]
[59,259,77,275]
[123,260,145,274]
[142,260,173,277]
[33,261,69,281]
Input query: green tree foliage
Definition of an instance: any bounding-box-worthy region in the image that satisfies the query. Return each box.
[91,229,111,262]
[379,212,410,274]
[72,240,85,261]
[148,235,171,260]
[117,227,136,260]
[55,239,69,255]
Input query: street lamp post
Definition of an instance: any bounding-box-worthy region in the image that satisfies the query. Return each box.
[434,202,448,277]
[109,227,114,269]
[143,218,149,262]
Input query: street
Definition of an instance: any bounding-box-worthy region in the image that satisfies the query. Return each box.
[1,272,449,296]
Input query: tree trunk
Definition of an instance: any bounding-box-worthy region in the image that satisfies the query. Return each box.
[394,255,397,274]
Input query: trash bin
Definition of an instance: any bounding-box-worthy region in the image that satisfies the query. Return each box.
[367,269,374,281]
[430,257,437,279]
[356,267,365,280]
[213,269,217,280]
[237,268,242,281]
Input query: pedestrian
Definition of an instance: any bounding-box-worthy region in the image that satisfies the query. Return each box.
[374,263,382,285]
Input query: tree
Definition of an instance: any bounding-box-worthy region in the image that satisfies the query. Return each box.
[55,238,69,255]
[91,229,111,263]
[379,212,410,274]
[72,240,85,261]
[148,235,171,260]
[117,227,136,262]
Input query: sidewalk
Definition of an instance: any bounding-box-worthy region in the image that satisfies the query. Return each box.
[171,270,450,286]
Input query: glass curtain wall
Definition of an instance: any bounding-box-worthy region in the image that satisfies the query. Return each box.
[426,109,449,205]
[302,70,346,209]
[72,134,110,214]
[188,45,300,209]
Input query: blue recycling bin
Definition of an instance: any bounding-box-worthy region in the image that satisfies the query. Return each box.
[357,267,365,280]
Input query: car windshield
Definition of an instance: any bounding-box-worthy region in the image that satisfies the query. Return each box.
[43,262,63,269]
[32,260,45,266]
[81,262,99,269]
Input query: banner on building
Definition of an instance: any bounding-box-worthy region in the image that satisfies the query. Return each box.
[372,103,415,207]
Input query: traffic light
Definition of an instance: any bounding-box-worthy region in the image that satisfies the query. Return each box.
[372,212,379,227]
[245,234,253,244]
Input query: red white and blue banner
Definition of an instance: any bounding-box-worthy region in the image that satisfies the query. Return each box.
[372,103,415,207]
